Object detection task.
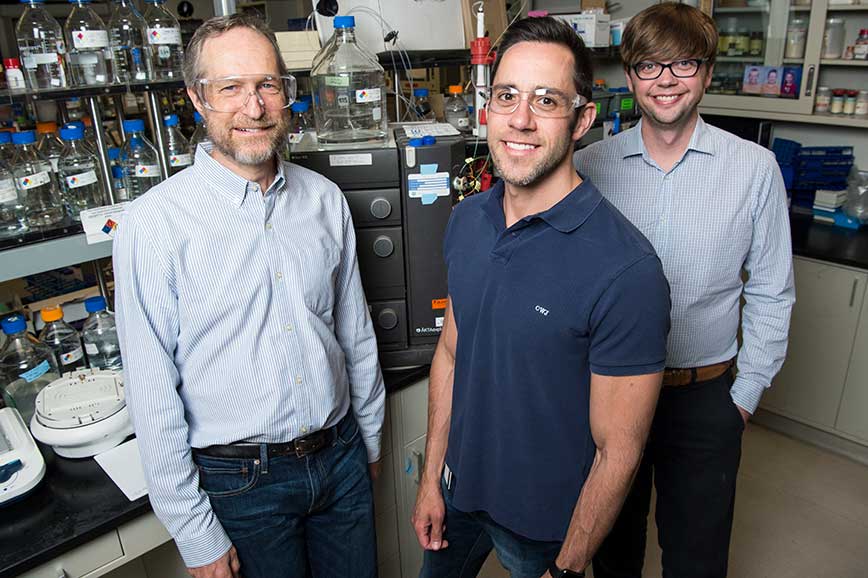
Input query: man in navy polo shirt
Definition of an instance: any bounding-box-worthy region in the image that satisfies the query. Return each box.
[411,17,671,578]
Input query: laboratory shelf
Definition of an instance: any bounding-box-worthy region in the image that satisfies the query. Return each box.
[0,79,185,102]
[718,55,764,62]
[0,233,112,284]
[820,59,868,66]
[715,6,770,13]
[699,105,868,128]
[789,5,812,10]
[783,57,805,64]
[826,4,868,10]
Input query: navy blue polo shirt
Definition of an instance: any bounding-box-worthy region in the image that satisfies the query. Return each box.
[443,176,670,543]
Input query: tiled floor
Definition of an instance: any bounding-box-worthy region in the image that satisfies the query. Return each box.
[479,423,868,578]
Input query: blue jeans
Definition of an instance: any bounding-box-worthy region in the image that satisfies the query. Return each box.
[192,412,377,578]
[420,476,562,578]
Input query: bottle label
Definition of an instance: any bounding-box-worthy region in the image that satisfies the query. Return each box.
[457,117,469,128]
[287,133,304,144]
[72,30,109,49]
[6,69,26,90]
[372,107,382,121]
[65,170,99,189]
[134,164,160,177]
[147,27,182,45]
[169,153,192,167]
[85,342,99,356]
[18,171,51,190]
[325,76,349,87]
[355,88,381,104]
[0,178,17,203]
[20,359,50,383]
[61,347,84,365]
[23,52,60,69]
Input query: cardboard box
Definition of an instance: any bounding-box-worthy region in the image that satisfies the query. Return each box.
[581,0,607,11]
[556,13,611,48]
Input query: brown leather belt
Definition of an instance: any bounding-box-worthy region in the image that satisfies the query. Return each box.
[662,359,734,387]
[193,425,337,460]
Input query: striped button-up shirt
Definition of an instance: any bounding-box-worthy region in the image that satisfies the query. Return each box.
[574,117,794,414]
[113,143,385,567]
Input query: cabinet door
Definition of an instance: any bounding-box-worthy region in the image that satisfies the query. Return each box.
[702,0,825,114]
[764,257,866,428]
[835,288,868,443]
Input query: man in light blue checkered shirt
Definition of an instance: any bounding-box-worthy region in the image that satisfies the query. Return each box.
[574,4,794,578]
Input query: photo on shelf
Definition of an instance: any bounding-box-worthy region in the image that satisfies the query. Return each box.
[780,66,802,99]
[742,65,783,97]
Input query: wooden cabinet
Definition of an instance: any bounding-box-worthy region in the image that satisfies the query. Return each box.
[763,256,868,447]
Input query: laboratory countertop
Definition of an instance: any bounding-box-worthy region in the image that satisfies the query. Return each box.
[0,365,430,578]
[790,212,868,271]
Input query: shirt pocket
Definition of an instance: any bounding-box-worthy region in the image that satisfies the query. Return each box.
[299,244,340,316]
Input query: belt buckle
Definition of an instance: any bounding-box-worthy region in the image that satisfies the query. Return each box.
[293,434,321,458]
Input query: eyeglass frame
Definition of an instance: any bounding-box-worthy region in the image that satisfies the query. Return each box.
[193,74,297,113]
[482,85,590,118]
[629,59,707,81]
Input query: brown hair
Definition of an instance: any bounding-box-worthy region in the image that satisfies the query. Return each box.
[183,13,287,86]
[620,3,718,71]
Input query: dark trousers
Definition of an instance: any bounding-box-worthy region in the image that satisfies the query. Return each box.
[593,371,745,578]
[192,413,377,578]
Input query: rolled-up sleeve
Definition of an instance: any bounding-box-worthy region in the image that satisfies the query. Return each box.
[113,206,232,567]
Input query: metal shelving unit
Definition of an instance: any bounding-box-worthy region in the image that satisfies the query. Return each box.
[0,79,185,289]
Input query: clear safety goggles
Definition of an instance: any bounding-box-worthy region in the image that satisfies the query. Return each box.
[483,85,588,118]
[194,74,297,113]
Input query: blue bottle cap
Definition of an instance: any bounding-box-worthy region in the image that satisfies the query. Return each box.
[290,101,309,113]
[111,165,124,178]
[85,295,107,313]
[11,131,36,145]
[64,121,86,131]
[1,315,26,334]
[193,111,203,123]
[107,147,120,160]
[164,114,179,127]
[299,94,313,104]
[68,0,91,3]
[408,138,424,147]
[0,132,10,144]
[60,126,84,140]
[413,88,429,98]
[144,0,164,3]
[19,0,45,3]
[422,135,436,146]
[333,15,355,28]
[123,119,146,132]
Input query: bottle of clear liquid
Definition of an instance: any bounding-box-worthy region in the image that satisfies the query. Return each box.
[82,296,122,371]
[11,130,65,229]
[64,0,111,86]
[445,85,470,133]
[143,0,184,80]
[0,314,60,425]
[0,131,15,164]
[164,114,191,174]
[122,118,161,198]
[36,121,64,173]
[188,110,209,157]
[0,159,27,239]
[107,147,128,200]
[413,88,436,121]
[311,15,387,143]
[39,305,86,375]
[108,0,150,83]
[15,0,69,90]
[59,125,105,218]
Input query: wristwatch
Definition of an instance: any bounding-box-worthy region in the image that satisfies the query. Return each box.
[548,561,585,577]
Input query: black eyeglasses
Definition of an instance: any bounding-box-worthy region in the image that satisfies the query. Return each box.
[631,59,705,80]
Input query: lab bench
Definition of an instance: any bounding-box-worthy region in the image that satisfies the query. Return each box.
[0,366,430,578]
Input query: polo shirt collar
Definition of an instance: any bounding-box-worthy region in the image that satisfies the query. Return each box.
[482,175,602,234]
[621,116,717,159]
[193,141,287,208]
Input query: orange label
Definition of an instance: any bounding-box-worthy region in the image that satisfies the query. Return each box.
[431,298,448,310]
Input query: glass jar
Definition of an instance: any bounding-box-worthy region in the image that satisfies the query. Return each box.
[735,29,751,56]
[822,18,846,59]
[785,18,808,60]
[830,89,846,114]
[814,86,832,113]
[856,90,868,116]
[843,90,859,115]
[749,31,764,56]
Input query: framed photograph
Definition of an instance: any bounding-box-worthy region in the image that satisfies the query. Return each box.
[780,66,802,99]
[761,66,782,97]
[742,66,763,94]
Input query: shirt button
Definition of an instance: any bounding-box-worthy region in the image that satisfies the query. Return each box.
[265,222,273,230]
[295,375,303,384]
[276,272,283,280]
[285,323,293,332]
[301,426,308,434]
